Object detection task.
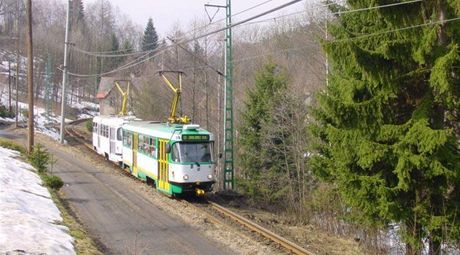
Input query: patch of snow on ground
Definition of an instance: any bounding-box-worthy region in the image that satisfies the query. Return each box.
[69,100,99,119]
[0,92,70,142]
[0,147,75,254]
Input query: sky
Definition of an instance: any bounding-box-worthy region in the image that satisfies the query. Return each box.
[84,0,313,36]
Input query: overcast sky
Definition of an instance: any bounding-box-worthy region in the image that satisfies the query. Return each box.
[83,0,313,36]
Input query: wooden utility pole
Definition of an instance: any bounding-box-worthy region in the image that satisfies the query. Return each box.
[15,53,19,128]
[8,61,12,112]
[15,0,20,128]
[26,0,34,152]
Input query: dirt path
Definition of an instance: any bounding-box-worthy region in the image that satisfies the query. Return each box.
[0,128,229,255]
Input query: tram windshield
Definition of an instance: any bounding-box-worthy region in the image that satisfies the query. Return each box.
[172,142,213,163]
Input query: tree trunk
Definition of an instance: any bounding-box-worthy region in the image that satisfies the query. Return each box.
[429,237,441,255]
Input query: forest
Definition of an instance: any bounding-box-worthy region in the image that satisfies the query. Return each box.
[1,0,460,254]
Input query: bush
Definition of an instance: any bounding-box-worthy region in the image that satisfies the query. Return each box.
[0,104,15,118]
[85,119,93,132]
[43,174,64,190]
[28,144,50,173]
[21,108,29,119]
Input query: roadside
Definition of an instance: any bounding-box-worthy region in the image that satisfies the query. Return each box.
[3,126,239,255]
[0,137,102,254]
[0,142,77,254]
[211,193,366,255]
[71,120,366,255]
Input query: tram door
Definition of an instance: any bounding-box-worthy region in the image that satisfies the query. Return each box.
[158,139,170,192]
[132,133,138,177]
[97,125,101,148]
[109,128,115,154]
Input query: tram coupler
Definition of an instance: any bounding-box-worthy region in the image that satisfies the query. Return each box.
[195,188,205,197]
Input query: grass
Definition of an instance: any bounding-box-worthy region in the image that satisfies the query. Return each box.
[49,191,104,255]
[0,138,103,255]
[0,138,27,155]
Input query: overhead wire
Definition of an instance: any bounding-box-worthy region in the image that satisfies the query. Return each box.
[64,0,305,77]
[64,0,450,78]
[234,0,423,28]
[70,0,278,57]
[330,16,460,43]
[69,0,423,58]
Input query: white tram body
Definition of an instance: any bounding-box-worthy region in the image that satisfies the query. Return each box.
[92,115,138,163]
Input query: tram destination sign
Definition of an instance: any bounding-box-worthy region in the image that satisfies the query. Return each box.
[182,134,210,142]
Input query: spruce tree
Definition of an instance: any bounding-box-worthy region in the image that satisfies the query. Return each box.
[108,33,120,69]
[237,61,288,200]
[311,1,460,254]
[122,40,133,54]
[71,0,85,29]
[142,18,158,52]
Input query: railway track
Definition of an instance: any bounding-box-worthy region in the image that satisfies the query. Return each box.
[65,121,314,255]
[207,201,313,255]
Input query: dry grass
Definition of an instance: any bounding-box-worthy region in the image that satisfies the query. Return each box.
[49,190,104,255]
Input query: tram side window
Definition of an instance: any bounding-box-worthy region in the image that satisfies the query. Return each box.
[123,131,132,148]
[137,135,156,158]
[138,135,144,152]
[110,128,115,140]
[93,122,97,133]
[100,125,105,137]
[148,138,156,158]
[117,128,122,141]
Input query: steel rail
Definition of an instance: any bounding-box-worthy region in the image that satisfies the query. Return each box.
[64,123,314,255]
[209,201,314,255]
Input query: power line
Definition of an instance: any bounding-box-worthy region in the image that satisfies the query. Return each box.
[234,0,423,28]
[70,46,151,57]
[70,0,279,57]
[63,0,305,77]
[64,0,431,78]
[184,0,276,39]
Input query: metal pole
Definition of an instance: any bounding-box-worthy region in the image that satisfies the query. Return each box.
[60,0,71,144]
[223,0,234,190]
[26,0,34,152]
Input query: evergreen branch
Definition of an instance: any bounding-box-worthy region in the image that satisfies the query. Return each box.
[330,17,460,43]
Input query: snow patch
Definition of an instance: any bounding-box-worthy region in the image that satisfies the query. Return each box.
[0,147,75,254]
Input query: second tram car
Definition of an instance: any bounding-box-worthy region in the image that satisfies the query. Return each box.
[92,115,138,163]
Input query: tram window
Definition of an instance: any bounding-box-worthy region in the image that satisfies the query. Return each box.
[93,122,97,133]
[127,133,132,147]
[138,135,144,152]
[117,128,122,141]
[110,128,115,140]
[148,138,156,157]
[172,143,212,163]
[172,144,180,162]
[123,131,132,147]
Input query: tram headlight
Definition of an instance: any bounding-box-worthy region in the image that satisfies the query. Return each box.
[183,174,189,180]
[207,174,213,180]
